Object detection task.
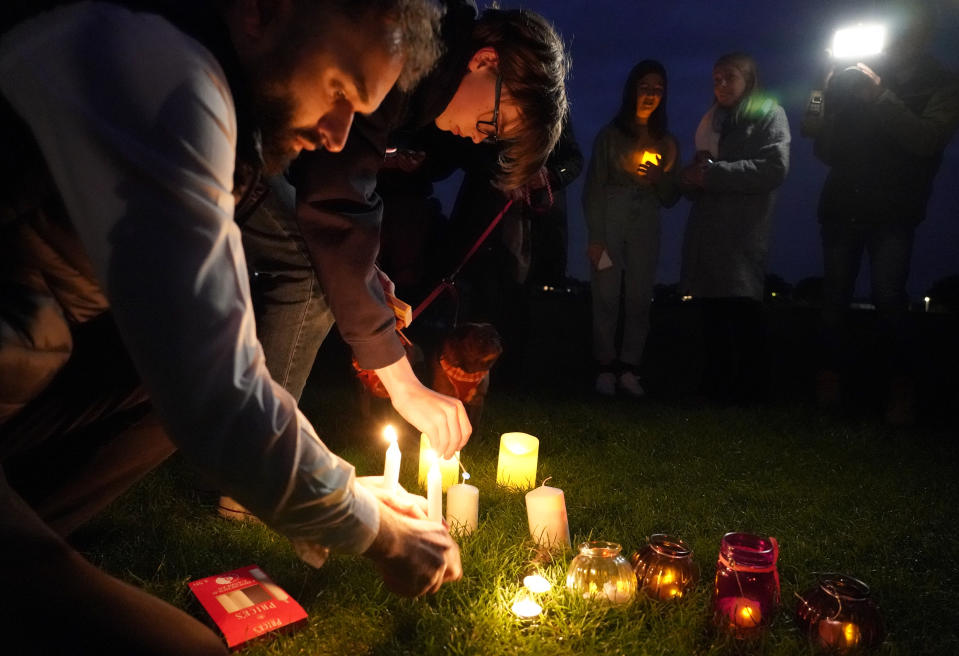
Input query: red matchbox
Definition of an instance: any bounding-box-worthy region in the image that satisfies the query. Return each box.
[188,565,307,649]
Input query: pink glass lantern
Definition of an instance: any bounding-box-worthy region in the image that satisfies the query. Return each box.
[712,532,780,633]
[630,534,698,601]
[795,574,884,653]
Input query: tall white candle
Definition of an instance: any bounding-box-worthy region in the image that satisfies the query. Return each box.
[382,425,401,492]
[524,485,570,549]
[427,452,443,523]
[446,474,479,535]
[496,432,539,489]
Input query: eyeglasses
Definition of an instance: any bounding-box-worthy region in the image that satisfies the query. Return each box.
[475,74,502,142]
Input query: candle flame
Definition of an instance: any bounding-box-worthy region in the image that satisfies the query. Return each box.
[383,425,398,443]
[425,448,438,465]
[462,472,470,482]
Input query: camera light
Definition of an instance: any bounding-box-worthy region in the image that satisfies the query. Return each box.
[831,23,886,59]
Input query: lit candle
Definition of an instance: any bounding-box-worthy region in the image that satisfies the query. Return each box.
[510,596,542,619]
[652,568,684,600]
[524,484,570,549]
[446,473,479,535]
[426,451,442,523]
[817,619,862,651]
[382,425,401,493]
[523,575,551,594]
[496,432,539,489]
[717,596,762,629]
[418,433,459,491]
[639,149,662,166]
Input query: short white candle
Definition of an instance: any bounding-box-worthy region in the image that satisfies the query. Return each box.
[418,433,460,491]
[382,425,401,493]
[426,451,443,523]
[496,432,539,489]
[524,485,570,549]
[446,474,479,535]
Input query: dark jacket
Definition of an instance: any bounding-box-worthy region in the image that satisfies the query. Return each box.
[815,55,959,226]
[289,0,480,370]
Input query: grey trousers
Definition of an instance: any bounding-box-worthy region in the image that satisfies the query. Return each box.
[590,191,661,368]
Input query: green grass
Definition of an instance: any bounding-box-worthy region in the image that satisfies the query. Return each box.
[73,386,959,655]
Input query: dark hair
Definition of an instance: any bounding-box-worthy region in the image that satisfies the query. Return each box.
[294,0,444,91]
[471,8,569,190]
[613,59,668,141]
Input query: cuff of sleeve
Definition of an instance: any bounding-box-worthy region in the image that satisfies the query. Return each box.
[353,330,407,371]
[337,480,380,554]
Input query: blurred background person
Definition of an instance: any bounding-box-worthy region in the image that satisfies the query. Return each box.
[807,1,959,424]
[583,60,679,397]
[679,52,790,404]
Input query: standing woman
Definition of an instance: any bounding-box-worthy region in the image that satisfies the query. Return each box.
[583,60,679,397]
[680,52,790,403]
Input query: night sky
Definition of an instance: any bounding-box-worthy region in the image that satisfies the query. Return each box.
[451,1,959,298]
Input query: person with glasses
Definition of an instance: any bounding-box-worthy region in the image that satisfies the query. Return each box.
[235,0,567,463]
[583,60,680,398]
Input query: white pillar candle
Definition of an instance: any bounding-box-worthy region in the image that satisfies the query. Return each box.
[418,433,459,491]
[496,432,539,489]
[382,425,401,493]
[427,454,443,523]
[524,485,570,549]
[446,475,479,535]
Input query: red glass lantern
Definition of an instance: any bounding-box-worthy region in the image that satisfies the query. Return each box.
[712,532,780,633]
[630,534,698,601]
[795,574,884,652]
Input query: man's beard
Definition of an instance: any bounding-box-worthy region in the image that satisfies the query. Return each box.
[252,91,314,176]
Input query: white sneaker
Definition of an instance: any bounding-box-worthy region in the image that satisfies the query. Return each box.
[595,372,616,396]
[619,371,646,398]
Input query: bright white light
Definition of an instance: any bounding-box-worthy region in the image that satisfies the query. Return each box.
[831,23,886,59]
[523,575,552,594]
[511,597,542,618]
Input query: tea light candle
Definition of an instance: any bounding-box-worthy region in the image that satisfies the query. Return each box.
[426,452,442,523]
[524,484,570,549]
[382,425,401,493]
[418,433,459,491]
[446,473,478,535]
[510,596,542,619]
[496,432,539,489]
[523,575,551,594]
[717,596,762,629]
[818,619,862,650]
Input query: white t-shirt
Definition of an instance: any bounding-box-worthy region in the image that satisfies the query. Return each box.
[0,1,378,554]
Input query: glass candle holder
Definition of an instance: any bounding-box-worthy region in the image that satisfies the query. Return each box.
[795,574,884,653]
[566,541,636,605]
[712,532,780,632]
[630,534,698,601]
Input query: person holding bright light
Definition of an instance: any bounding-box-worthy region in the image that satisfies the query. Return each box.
[679,52,790,404]
[583,60,679,397]
[808,1,959,424]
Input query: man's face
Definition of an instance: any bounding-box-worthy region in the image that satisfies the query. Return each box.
[434,48,520,144]
[248,9,405,174]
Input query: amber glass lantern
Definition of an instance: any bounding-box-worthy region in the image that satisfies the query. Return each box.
[712,532,780,632]
[795,574,884,652]
[630,534,698,601]
[566,541,636,604]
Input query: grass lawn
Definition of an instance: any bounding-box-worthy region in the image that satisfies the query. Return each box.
[67,297,959,654]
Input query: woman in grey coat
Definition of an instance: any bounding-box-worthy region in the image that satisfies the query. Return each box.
[679,52,790,402]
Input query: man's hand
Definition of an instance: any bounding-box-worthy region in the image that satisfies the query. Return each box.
[363,502,462,597]
[374,357,471,459]
[357,476,428,519]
